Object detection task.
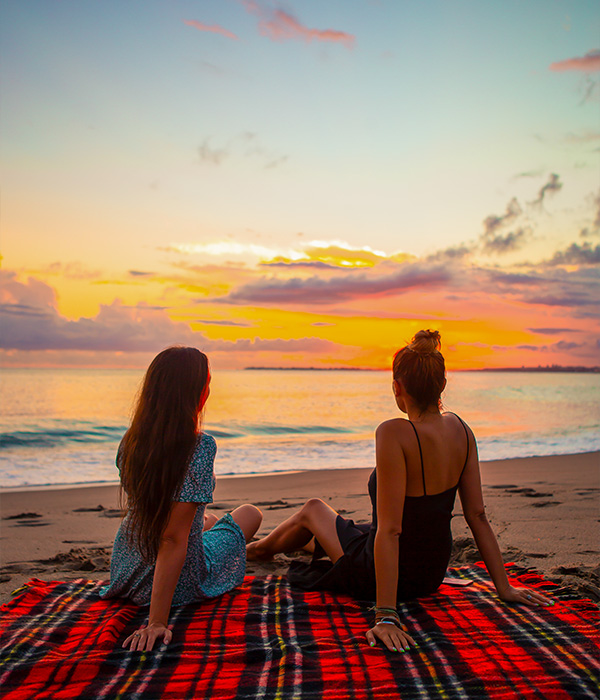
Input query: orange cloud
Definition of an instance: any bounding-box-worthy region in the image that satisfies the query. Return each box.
[550,49,600,73]
[184,19,238,40]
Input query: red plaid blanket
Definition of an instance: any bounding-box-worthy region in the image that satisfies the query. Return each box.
[0,564,598,699]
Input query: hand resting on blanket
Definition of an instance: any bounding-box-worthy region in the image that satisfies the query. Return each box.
[123,622,173,652]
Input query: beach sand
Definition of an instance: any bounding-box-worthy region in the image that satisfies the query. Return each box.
[1,452,599,605]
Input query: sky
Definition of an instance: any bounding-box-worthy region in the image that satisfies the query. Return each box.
[1,0,599,370]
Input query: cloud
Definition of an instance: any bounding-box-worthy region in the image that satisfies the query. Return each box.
[485,270,541,287]
[527,327,580,335]
[196,319,253,327]
[580,75,600,104]
[479,198,528,255]
[547,242,600,265]
[531,173,563,206]
[184,20,238,40]
[594,191,600,230]
[240,2,355,48]
[128,270,155,277]
[482,198,522,236]
[464,266,600,317]
[259,9,355,48]
[170,241,306,261]
[513,169,544,179]
[549,49,600,73]
[513,341,583,351]
[198,139,229,165]
[262,260,341,270]
[207,263,451,306]
[482,228,529,255]
[0,272,197,352]
[553,340,584,350]
[564,131,600,144]
[197,133,287,169]
[263,240,393,268]
[168,238,404,269]
[34,261,102,280]
[205,336,337,353]
[0,272,338,357]
[426,244,472,262]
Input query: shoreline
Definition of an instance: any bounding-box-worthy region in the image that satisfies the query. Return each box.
[1,451,599,605]
[2,450,599,494]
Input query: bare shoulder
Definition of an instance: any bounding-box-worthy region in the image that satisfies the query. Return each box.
[443,412,475,438]
[376,417,412,440]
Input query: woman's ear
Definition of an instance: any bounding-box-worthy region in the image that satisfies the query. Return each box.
[392,379,401,397]
[442,377,447,392]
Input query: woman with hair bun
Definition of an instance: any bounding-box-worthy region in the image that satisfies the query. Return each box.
[100,347,263,651]
[247,330,551,652]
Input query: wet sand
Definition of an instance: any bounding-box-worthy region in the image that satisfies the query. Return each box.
[1,452,599,604]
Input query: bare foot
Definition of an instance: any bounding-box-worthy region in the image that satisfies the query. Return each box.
[246,540,274,562]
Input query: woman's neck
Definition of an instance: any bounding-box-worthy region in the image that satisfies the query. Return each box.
[405,405,441,423]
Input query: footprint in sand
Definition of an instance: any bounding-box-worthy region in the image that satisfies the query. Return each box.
[255,500,302,510]
[73,505,105,512]
[40,547,111,572]
[504,487,555,499]
[63,540,97,544]
[4,513,51,527]
[530,501,562,508]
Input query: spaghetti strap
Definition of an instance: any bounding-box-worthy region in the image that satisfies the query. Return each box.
[445,412,470,473]
[407,420,427,495]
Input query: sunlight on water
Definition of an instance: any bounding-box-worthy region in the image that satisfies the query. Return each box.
[1,368,598,487]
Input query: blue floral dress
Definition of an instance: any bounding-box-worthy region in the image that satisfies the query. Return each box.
[99,433,246,606]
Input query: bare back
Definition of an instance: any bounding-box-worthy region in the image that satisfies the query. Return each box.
[393,412,469,497]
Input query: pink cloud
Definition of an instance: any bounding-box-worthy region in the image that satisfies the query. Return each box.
[260,10,354,48]
[184,19,238,40]
[240,3,354,48]
[209,263,450,306]
[550,49,600,73]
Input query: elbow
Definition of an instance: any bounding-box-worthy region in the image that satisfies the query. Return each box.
[465,509,489,529]
[376,523,403,539]
[158,532,189,552]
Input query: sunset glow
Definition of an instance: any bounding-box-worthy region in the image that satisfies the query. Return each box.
[1,1,598,370]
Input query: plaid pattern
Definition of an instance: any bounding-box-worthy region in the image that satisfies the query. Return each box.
[0,565,598,699]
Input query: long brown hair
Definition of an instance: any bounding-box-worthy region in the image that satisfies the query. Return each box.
[393,329,445,413]
[119,346,210,560]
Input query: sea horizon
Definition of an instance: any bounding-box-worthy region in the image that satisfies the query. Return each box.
[1,367,599,489]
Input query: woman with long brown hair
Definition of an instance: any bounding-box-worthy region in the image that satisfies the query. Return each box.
[247,330,551,652]
[100,347,262,651]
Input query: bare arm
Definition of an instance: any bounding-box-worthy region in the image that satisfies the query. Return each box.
[366,421,416,652]
[458,425,551,607]
[124,501,199,651]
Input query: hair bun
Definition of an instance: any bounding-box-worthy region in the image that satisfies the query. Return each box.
[408,329,441,355]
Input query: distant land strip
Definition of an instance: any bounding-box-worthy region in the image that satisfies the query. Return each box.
[244,366,600,372]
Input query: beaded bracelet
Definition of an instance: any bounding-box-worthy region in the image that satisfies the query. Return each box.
[375,617,402,628]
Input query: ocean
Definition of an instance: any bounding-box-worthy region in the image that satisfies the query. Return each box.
[0,368,598,488]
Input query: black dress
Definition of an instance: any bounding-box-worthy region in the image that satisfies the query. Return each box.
[288,414,469,601]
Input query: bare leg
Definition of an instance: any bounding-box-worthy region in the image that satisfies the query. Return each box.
[203,512,218,531]
[231,504,263,543]
[246,498,343,563]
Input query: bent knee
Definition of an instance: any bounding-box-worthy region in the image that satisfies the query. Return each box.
[299,498,328,523]
[232,503,263,540]
[238,503,263,523]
